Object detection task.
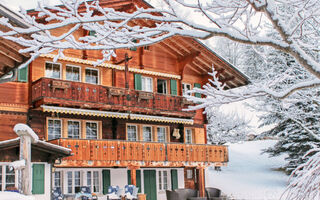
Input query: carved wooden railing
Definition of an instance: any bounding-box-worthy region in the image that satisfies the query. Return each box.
[32,78,194,118]
[49,139,228,167]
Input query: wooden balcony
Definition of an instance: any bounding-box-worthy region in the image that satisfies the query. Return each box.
[32,78,195,118]
[49,139,228,167]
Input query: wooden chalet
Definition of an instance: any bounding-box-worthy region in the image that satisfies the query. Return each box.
[0,1,249,200]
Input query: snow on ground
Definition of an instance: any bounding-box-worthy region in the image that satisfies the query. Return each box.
[0,191,35,200]
[206,140,288,200]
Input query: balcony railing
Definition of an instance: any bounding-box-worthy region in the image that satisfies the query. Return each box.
[49,139,228,167]
[32,78,195,118]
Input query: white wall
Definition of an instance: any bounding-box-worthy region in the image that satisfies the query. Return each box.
[110,168,128,189]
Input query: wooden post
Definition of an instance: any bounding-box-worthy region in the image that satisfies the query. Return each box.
[131,168,137,186]
[128,165,139,186]
[197,167,206,197]
[14,124,39,195]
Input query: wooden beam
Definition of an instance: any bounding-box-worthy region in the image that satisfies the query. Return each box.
[186,62,203,75]
[158,42,181,58]
[0,38,29,57]
[179,51,200,76]
[0,54,15,68]
[0,45,23,63]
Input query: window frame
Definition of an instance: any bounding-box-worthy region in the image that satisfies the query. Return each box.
[141,76,153,92]
[185,128,193,144]
[127,124,138,141]
[0,164,18,191]
[158,170,170,191]
[157,126,167,143]
[182,83,192,96]
[86,121,99,139]
[142,125,153,142]
[47,118,62,140]
[157,79,167,94]
[67,120,81,139]
[65,65,81,82]
[45,62,62,79]
[85,67,99,85]
[53,171,62,190]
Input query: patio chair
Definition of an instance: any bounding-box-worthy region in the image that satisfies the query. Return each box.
[205,187,221,200]
[124,185,139,200]
[105,186,121,200]
[52,187,64,200]
[175,188,198,200]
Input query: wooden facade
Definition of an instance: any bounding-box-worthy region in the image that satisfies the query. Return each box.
[0,0,249,198]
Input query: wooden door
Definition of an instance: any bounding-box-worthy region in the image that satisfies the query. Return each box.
[143,170,157,200]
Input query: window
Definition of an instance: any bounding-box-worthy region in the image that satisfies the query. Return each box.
[87,171,100,193]
[141,76,153,92]
[89,31,96,36]
[157,79,167,94]
[182,83,191,96]
[53,171,61,190]
[157,127,166,143]
[18,65,28,82]
[67,171,81,194]
[86,122,98,139]
[185,129,193,144]
[85,68,98,84]
[87,171,92,190]
[127,125,137,141]
[93,171,100,193]
[48,119,61,140]
[5,166,15,189]
[67,172,72,194]
[45,62,61,79]
[68,121,80,139]
[186,169,193,179]
[0,165,17,191]
[66,65,80,82]
[158,170,169,191]
[143,126,152,142]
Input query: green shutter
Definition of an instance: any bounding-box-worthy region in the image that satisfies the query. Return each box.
[127,170,131,184]
[18,65,28,82]
[171,169,178,190]
[170,79,177,95]
[194,83,201,98]
[127,170,141,193]
[134,74,142,90]
[136,170,141,193]
[102,170,111,195]
[32,164,45,194]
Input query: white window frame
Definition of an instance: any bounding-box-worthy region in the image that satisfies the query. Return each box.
[186,169,193,179]
[0,164,18,191]
[157,126,167,143]
[66,65,81,82]
[53,171,62,189]
[45,62,62,79]
[182,83,192,96]
[185,128,193,144]
[67,120,81,139]
[58,169,102,194]
[86,121,99,139]
[142,126,153,142]
[85,67,99,85]
[158,169,170,191]
[157,79,167,94]
[47,118,62,140]
[127,125,138,141]
[141,76,153,92]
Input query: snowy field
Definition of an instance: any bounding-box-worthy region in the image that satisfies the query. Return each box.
[206,140,288,200]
